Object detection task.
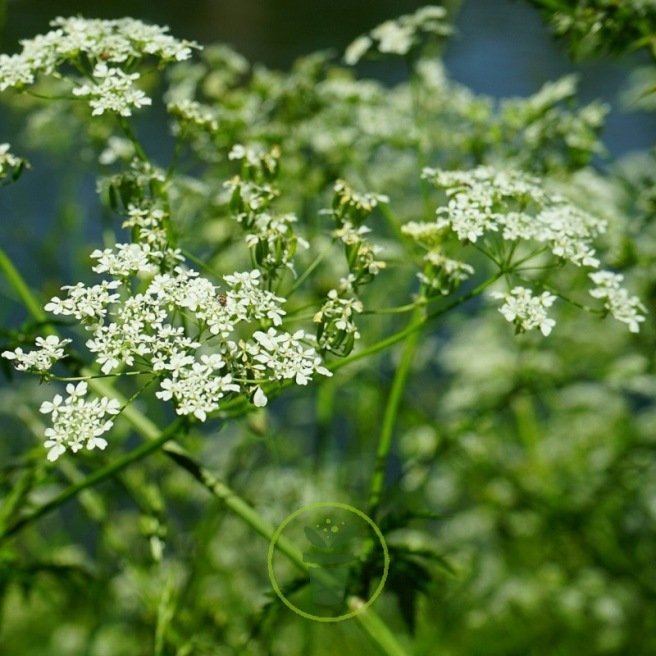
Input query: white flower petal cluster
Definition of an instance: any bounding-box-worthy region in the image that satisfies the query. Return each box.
[0,17,197,117]
[156,354,239,421]
[229,144,281,177]
[90,242,163,277]
[589,271,647,333]
[44,280,121,323]
[2,335,71,373]
[490,287,557,336]
[121,203,169,249]
[168,99,219,133]
[39,382,120,462]
[250,329,332,385]
[344,6,451,64]
[0,17,196,92]
[423,166,606,267]
[333,179,389,222]
[73,63,152,117]
[401,221,445,248]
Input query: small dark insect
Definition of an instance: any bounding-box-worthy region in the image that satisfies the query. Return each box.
[217,292,227,306]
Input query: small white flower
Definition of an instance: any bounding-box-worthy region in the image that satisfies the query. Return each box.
[253,387,268,408]
[491,287,557,336]
[2,335,71,373]
[73,64,152,117]
[39,384,121,461]
[344,35,372,65]
[588,271,646,333]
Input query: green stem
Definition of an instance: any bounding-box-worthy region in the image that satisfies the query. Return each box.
[332,273,502,373]
[350,597,408,656]
[0,247,53,333]
[117,116,149,162]
[367,306,424,517]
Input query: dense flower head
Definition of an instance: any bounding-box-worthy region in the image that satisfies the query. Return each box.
[0,17,197,115]
[490,287,557,336]
[588,271,647,333]
[422,166,606,267]
[72,63,152,117]
[39,381,121,461]
[420,165,645,334]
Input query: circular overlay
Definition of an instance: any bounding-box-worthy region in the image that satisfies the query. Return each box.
[267,501,389,622]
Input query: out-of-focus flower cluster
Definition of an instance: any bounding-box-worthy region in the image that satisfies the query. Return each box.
[344,5,452,64]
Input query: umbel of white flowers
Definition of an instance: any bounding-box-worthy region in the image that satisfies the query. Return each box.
[3,198,332,462]
[406,166,647,336]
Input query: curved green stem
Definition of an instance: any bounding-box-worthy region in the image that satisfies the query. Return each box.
[332,272,502,372]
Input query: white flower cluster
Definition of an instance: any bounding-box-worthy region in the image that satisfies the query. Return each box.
[0,17,197,115]
[72,63,152,117]
[229,144,281,178]
[588,271,647,333]
[2,335,71,373]
[249,329,331,386]
[332,179,389,224]
[422,166,605,267]
[345,6,452,64]
[156,353,239,422]
[419,166,646,334]
[90,242,167,277]
[490,287,557,336]
[401,221,444,249]
[121,203,170,249]
[39,382,120,462]
[327,179,387,288]
[4,184,333,460]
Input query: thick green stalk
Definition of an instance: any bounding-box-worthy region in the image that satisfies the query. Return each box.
[367,307,424,517]
[350,597,408,656]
